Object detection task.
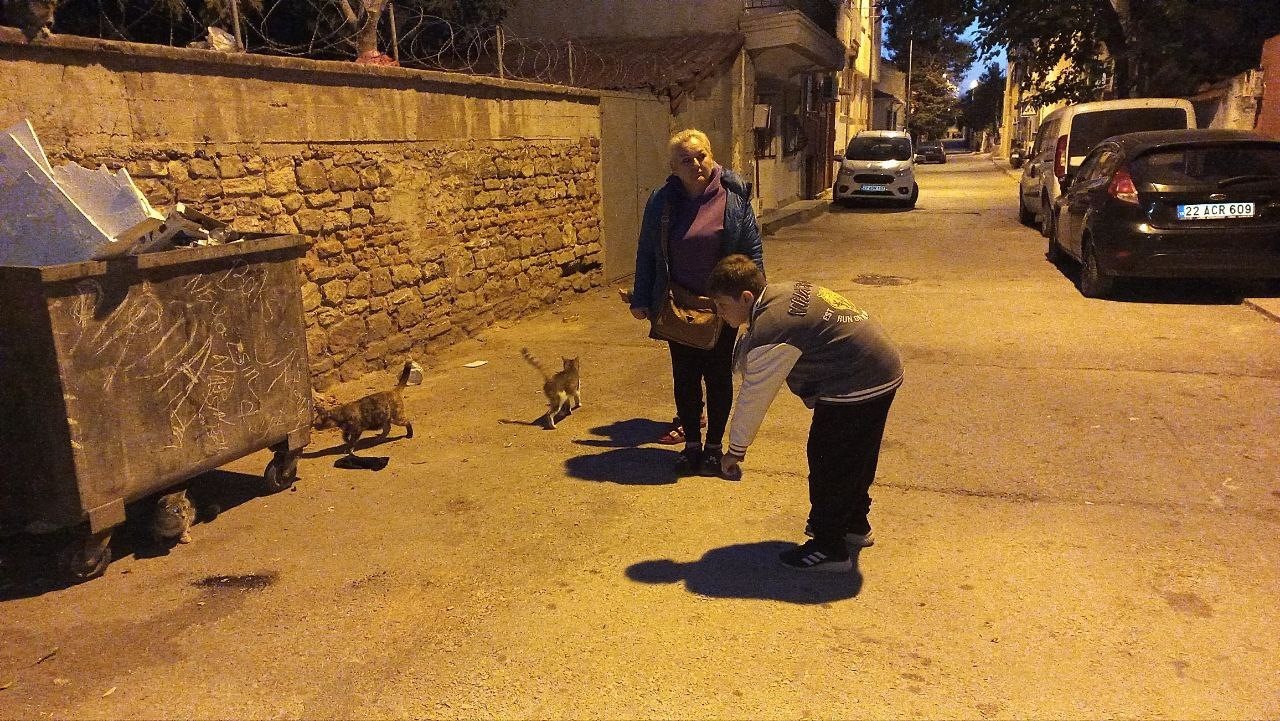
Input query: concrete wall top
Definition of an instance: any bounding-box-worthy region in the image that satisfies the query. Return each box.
[0,27,645,151]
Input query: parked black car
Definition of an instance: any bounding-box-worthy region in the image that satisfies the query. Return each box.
[1049,129,1280,298]
[916,141,947,164]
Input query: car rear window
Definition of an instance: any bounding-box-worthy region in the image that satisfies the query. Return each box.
[847,137,912,161]
[1068,108,1190,160]
[1132,143,1280,185]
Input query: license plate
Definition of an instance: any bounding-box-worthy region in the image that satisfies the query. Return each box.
[1177,202,1255,220]
[859,184,888,192]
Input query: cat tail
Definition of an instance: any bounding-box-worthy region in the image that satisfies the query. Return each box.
[396,360,414,387]
[521,347,549,380]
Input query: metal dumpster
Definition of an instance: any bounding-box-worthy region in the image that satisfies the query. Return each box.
[0,234,312,581]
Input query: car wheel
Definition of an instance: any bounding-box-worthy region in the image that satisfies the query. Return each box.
[904,183,919,208]
[1018,195,1036,226]
[1039,197,1053,238]
[1047,231,1063,265]
[1079,239,1115,299]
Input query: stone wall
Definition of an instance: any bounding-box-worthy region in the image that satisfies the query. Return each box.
[1257,34,1280,140]
[0,29,606,392]
[55,139,602,390]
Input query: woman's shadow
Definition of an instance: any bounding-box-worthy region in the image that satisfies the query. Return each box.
[563,418,686,485]
[627,541,864,604]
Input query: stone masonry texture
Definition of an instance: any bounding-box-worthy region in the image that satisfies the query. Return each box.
[0,29,609,397]
[50,139,603,392]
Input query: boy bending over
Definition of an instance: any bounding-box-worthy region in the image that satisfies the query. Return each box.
[707,255,903,572]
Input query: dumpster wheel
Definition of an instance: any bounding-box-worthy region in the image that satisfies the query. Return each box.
[57,529,112,583]
[262,452,299,494]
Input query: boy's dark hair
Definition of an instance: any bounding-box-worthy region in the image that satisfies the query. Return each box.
[707,254,765,298]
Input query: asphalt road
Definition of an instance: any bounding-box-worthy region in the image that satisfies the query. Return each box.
[2,153,1278,719]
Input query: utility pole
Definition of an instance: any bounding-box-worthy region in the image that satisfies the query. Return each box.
[904,38,913,134]
[229,0,243,50]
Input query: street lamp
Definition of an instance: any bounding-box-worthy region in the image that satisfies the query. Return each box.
[968,80,979,150]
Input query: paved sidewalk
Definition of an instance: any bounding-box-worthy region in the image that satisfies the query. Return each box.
[758,192,832,236]
[986,155,1280,321]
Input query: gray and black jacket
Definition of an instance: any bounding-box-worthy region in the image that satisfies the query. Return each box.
[727,281,903,458]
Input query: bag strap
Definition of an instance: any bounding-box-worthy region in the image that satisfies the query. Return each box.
[659,202,673,283]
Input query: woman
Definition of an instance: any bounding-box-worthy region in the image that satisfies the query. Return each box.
[630,129,764,477]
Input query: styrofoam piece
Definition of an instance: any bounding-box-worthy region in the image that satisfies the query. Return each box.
[5,119,51,174]
[0,122,112,266]
[51,163,164,256]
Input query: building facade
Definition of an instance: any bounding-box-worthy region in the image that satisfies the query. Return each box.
[503,0,850,213]
[834,0,881,151]
[873,61,906,131]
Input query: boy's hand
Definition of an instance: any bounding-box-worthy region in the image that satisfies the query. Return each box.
[721,451,744,481]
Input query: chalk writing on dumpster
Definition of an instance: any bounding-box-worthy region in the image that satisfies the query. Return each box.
[54,260,309,454]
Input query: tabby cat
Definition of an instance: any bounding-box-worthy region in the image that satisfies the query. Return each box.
[521,348,581,429]
[313,360,415,456]
[151,490,196,545]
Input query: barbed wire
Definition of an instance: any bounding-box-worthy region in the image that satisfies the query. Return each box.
[22,0,674,93]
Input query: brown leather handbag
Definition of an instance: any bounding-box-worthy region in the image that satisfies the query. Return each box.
[649,205,723,350]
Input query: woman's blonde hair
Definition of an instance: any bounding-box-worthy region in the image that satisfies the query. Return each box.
[668,129,714,160]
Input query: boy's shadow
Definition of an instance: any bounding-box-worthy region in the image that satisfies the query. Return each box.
[563,418,683,485]
[627,541,864,604]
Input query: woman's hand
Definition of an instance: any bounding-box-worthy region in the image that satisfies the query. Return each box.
[619,288,648,319]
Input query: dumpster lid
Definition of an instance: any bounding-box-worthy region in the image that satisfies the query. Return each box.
[1,234,308,283]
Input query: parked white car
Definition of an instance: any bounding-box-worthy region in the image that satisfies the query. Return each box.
[834,130,918,208]
[1018,98,1197,237]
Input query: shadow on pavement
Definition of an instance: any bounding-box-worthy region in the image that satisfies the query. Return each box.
[1048,255,1278,304]
[302,431,414,458]
[626,541,864,604]
[574,418,671,448]
[830,202,914,214]
[564,446,679,485]
[565,418,687,484]
[0,469,273,600]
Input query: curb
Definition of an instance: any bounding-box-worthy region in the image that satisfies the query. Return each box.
[991,155,1023,181]
[1244,298,1280,322]
[760,200,831,236]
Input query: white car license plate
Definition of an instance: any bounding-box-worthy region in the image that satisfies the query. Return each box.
[859,184,888,192]
[1177,202,1255,220]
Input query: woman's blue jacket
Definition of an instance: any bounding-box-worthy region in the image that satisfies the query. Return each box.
[630,167,764,314]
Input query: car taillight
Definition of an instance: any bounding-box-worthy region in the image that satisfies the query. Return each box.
[1053,135,1068,179]
[1107,166,1138,204]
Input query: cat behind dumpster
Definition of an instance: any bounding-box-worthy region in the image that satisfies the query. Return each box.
[521,348,581,429]
[313,360,415,456]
